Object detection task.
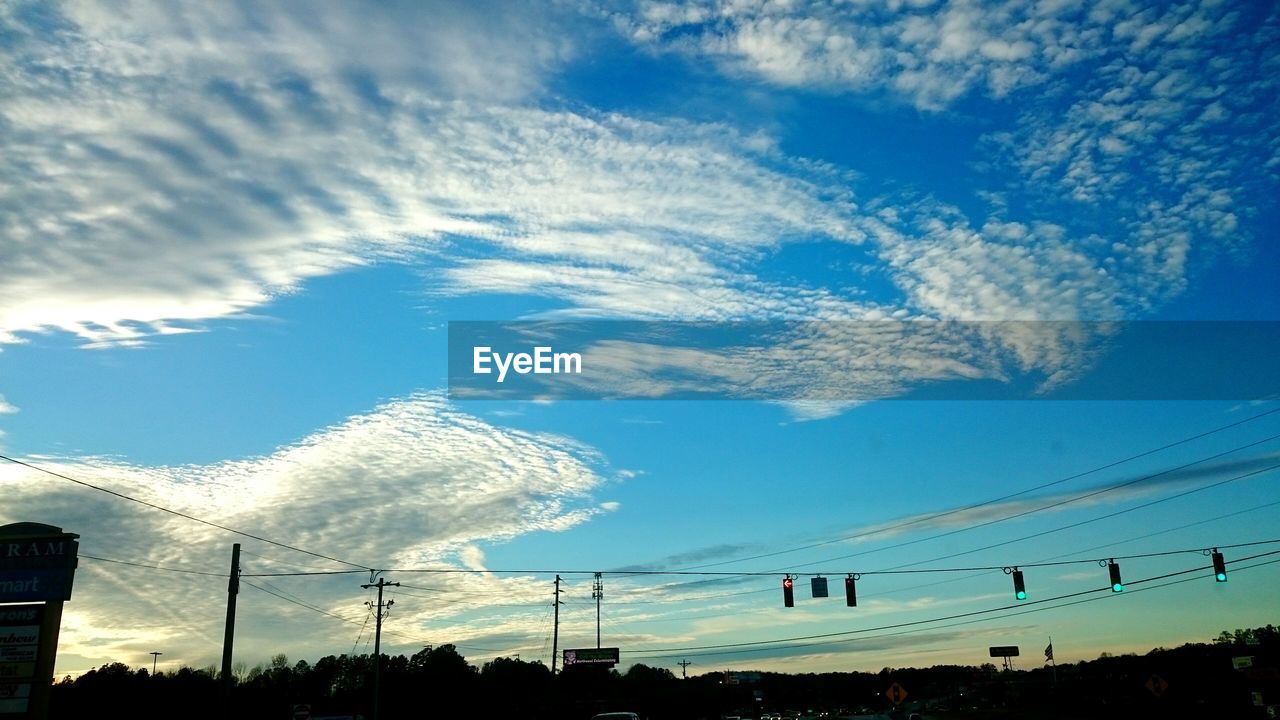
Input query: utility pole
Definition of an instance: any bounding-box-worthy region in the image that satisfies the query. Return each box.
[149,651,163,675]
[592,572,603,648]
[551,575,562,674]
[360,574,399,720]
[678,659,692,679]
[221,543,240,719]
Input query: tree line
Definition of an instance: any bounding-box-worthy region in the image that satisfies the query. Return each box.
[50,624,1278,719]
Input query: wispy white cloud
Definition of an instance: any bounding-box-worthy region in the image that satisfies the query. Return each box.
[0,394,17,414]
[610,0,1108,110]
[0,0,870,348]
[608,0,1278,319]
[0,393,612,671]
[1,1,1272,407]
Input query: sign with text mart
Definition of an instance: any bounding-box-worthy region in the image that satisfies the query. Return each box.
[0,533,78,602]
[563,648,620,667]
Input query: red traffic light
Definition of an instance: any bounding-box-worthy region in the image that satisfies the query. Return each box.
[782,575,795,607]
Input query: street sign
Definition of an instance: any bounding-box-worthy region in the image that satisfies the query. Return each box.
[562,647,620,667]
[0,683,31,714]
[0,568,76,603]
[0,536,78,570]
[810,577,828,598]
[0,608,40,715]
[291,703,311,720]
[1234,656,1255,670]
[0,525,78,603]
[1145,674,1168,697]
[885,682,908,705]
[988,646,1020,657]
[0,606,40,689]
[0,524,79,719]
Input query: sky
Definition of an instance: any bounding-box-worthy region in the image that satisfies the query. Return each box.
[1,0,1279,679]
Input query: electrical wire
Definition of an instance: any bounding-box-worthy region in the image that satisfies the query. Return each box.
[879,462,1280,571]
[626,550,1280,655]
[591,432,1280,598]
[669,405,1280,571]
[626,554,1280,661]
[781,436,1280,572]
[353,609,372,653]
[582,502,1280,628]
[79,553,226,577]
[0,453,372,570]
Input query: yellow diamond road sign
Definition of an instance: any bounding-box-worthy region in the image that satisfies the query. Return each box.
[886,682,908,705]
[1145,674,1168,697]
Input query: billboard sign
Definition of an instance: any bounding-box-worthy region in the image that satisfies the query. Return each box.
[563,647,620,667]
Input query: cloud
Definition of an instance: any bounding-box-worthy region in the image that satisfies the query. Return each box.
[609,0,1278,319]
[0,394,17,414]
[0,393,611,671]
[1,0,1273,439]
[611,0,1105,110]
[0,0,872,348]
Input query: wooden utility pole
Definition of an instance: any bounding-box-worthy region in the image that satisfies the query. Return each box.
[221,543,240,719]
[551,575,562,673]
[678,659,692,679]
[592,572,603,648]
[360,575,399,720]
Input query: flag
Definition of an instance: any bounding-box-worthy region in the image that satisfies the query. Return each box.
[1045,643,1054,661]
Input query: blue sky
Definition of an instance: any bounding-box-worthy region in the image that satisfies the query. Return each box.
[1,0,1279,677]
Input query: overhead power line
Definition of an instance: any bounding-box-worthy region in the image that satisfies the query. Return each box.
[614,428,1280,599]
[92,538,1280,581]
[79,553,226,577]
[626,554,1280,661]
[879,461,1280,571]
[782,434,1280,572]
[0,453,372,571]
[627,550,1280,655]
[673,405,1280,571]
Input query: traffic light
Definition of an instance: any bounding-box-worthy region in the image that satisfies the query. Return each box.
[845,574,857,607]
[1108,561,1123,592]
[782,575,794,607]
[1012,569,1027,600]
[1212,551,1227,582]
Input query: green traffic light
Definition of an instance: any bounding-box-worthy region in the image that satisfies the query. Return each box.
[1212,552,1228,582]
[1016,590,1027,600]
[1112,583,1123,592]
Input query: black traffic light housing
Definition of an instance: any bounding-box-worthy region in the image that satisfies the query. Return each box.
[782,575,794,607]
[1108,561,1123,592]
[845,574,857,607]
[1012,569,1027,600]
[1212,551,1227,582]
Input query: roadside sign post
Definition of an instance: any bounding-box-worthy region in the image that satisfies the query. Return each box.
[989,645,1020,672]
[885,682,908,706]
[0,523,79,720]
[562,647,620,668]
